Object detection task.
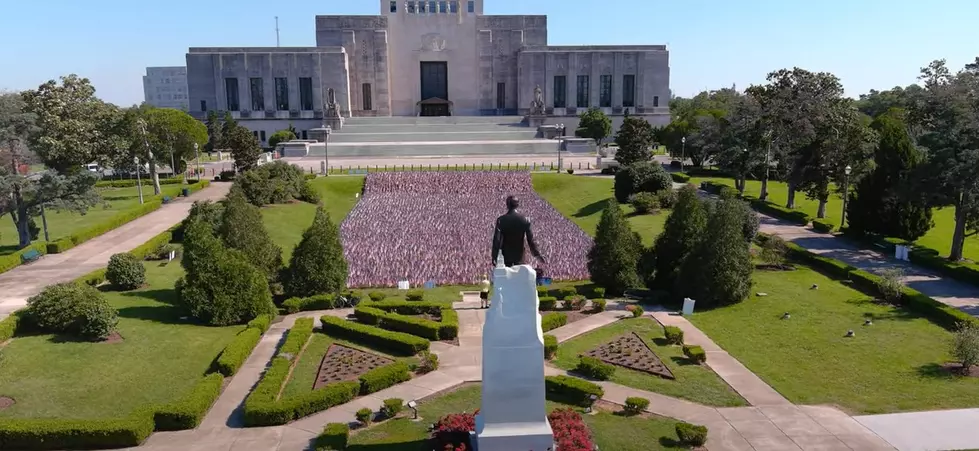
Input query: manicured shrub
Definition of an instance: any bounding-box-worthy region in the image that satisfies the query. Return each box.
[536,286,549,296]
[592,287,606,298]
[154,373,224,430]
[683,345,707,364]
[664,325,684,345]
[566,168,575,175]
[812,219,835,234]
[541,312,568,332]
[629,192,660,214]
[320,315,430,355]
[405,289,425,302]
[431,412,476,451]
[281,318,315,357]
[656,188,678,209]
[354,305,386,326]
[219,188,283,284]
[0,414,155,450]
[282,294,337,314]
[576,356,615,380]
[876,268,905,303]
[669,172,690,183]
[178,219,276,326]
[544,334,558,359]
[215,327,263,376]
[548,408,595,451]
[105,253,145,290]
[590,298,607,312]
[359,362,412,395]
[626,304,644,318]
[315,423,349,451]
[544,375,604,406]
[614,161,672,203]
[623,396,650,415]
[368,291,387,302]
[952,323,979,370]
[539,296,559,311]
[24,282,118,341]
[285,207,348,298]
[244,380,359,427]
[566,295,587,311]
[438,308,459,340]
[381,398,405,419]
[379,312,441,340]
[235,160,313,206]
[558,287,578,300]
[356,407,373,425]
[418,351,439,373]
[675,422,708,446]
[759,234,788,268]
[588,199,641,295]
[744,195,811,225]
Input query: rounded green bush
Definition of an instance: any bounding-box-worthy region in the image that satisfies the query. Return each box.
[106,252,146,290]
[629,192,660,215]
[656,189,678,208]
[25,282,118,340]
[368,291,387,302]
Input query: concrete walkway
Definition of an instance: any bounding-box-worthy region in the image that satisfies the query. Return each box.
[0,182,231,320]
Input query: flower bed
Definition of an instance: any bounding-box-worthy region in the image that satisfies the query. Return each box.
[340,171,592,287]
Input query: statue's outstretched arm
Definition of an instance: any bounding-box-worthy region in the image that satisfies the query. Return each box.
[526,223,544,262]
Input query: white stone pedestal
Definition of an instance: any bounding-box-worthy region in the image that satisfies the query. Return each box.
[473,264,554,451]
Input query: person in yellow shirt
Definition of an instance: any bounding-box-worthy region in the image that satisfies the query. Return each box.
[480,274,491,309]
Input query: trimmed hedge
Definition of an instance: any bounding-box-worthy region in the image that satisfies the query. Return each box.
[379,311,441,340]
[664,325,684,345]
[282,294,337,314]
[624,396,650,415]
[676,422,708,446]
[812,219,835,234]
[355,302,459,341]
[245,380,361,427]
[320,315,430,356]
[247,314,273,333]
[438,309,459,340]
[539,296,558,311]
[46,200,164,254]
[154,373,224,430]
[541,312,568,332]
[315,423,349,450]
[95,177,185,188]
[683,345,707,364]
[359,361,412,395]
[0,414,156,450]
[0,243,47,274]
[544,375,604,406]
[0,312,21,342]
[743,195,811,225]
[576,356,616,380]
[215,327,263,377]
[670,172,690,183]
[543,334,558,359]
[281,317,315,355]
[130,230,173,260]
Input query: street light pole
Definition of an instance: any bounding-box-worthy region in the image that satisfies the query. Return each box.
[194,143,201,180]
[323,126,332,175]
[681,136,686,170]
[841,165,852,230]
[557,123,564,172]
[134,156,144,204]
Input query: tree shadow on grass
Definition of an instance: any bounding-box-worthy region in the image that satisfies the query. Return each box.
[843,298,920,322]
[915,362,963,380]
[669,356,698,367]
[115,289,189,325]
[574,198,610,218]
[347,440,429,451]
[658,437,683,448]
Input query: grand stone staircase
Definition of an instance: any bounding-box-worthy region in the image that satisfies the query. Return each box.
[304,116,562,157]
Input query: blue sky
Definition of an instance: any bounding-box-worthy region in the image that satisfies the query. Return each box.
[1,0,976,106]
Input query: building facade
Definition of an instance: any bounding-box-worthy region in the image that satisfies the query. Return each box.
[143,67,189,111]
[185,0,670,142]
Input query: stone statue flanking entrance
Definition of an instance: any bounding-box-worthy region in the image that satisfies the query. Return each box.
[525,85,547,128]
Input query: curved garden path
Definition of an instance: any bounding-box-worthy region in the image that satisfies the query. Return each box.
[120,295,899,451]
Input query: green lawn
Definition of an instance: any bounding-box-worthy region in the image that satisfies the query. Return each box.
[0,258,243,419]
[689,265,979,414]
[532,173,669,246]
[347,384,688,451]
[281,332,417,400]
[0,184,185,256]
[552,318,747,407]
[262,176,364,260]
[689,175,976,262]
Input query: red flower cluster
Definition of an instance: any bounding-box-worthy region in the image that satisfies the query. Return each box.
[431,410,478,451]
[340,171,593,287]
[548,408,594,451]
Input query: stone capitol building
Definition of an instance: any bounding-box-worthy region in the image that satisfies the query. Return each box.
[185,0,670,152]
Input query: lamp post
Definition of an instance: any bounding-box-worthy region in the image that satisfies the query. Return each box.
[134,156,144,204]
[557,123,564,172]
[194,143,201,180]
[323,126,332,175]
[841,165,852,230]
[136,119,150,204]
[681,136,686,169]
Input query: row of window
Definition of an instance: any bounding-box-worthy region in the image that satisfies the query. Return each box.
[219,78,376,112]
[154,86,185,93]
[392,0,475,14]
[157,94,187,101]
[250,129,311,142]
[490,75,654,110]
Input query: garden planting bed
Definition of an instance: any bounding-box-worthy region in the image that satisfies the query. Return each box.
[585,332,675,380]
[313,344,395,390]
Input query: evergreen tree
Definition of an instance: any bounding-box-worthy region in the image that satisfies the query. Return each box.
[178,219,275,326]
[285,206,349,297]
[847,109,933,241]
[575,107,613,148]
[648,185,708,289]
[587,199,641,295]
[675,198,754,307]
[614,116,655,166]
[225,123,263,172]
[219,188,283,284]
[204,110,222,153]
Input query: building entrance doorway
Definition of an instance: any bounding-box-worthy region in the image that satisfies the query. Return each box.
[420,61,449,116]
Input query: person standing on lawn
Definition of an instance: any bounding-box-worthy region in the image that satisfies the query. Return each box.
[480,274,491,309]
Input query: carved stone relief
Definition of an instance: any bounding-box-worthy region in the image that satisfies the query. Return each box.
[420,33,447,52]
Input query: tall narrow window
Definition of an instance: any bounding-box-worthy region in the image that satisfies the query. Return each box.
[301,130,308,140]
[390,0,397,12]
[429,1,436,13]
[259,130,267,142]
[407,1,416,13]
[299,77,313,110]
[496,82,506,109]
[439,1,447,12]
[653,96,660,108]
[225,78,240,111]
[576,75,590,108]
[274,77,289,110]
[450,0,458,13]
[362,83,373,111]
[468,0,475,13]
[600,75,612,108]
[200,100,207,111]
[622,75,635,108]
[553,76,567,108]
[250,78,265,110]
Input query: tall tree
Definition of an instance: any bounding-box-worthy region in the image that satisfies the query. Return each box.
[204,110,223,153]
[587,199,641,295]
[675,198,754,307]
[575,108,612,148]
[613,116,655,166]
[225,123,262,172]
[285,206,348,297]
[715,95,767,193]
[908,58,979,261]
[118,106,208,194]
[847,109,933,240]
[219,187,283,285]
[648,185,708,289]
[855,85,924,119]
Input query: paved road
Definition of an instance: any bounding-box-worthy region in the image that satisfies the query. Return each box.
[0,182,232,320]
